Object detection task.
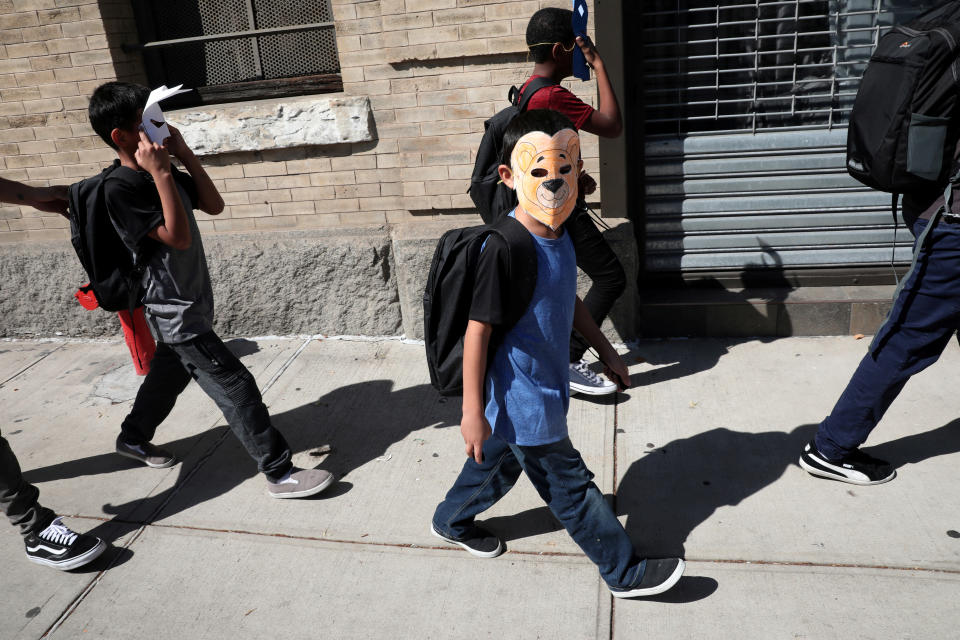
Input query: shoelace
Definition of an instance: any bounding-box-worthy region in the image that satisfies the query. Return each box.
[39,517,78,546]
[573,360,603,384]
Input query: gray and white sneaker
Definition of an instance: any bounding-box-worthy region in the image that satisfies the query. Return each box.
[569,359,617,396]
[267,468,335,498]
[116,435,177,468]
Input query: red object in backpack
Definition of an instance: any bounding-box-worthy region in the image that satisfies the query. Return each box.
[74,283,156,375]
[117,307,155,376]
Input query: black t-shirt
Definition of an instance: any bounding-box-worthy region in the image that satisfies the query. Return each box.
[105,165,198,260]
[104,164,213,344]
[468,233,512,327]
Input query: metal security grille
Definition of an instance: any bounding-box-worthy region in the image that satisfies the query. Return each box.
[638,0,941,275]
[131,0,340,105]
[643,0,922,135]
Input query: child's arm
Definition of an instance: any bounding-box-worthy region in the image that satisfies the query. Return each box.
[462,319,493,464]
[164,125,225,215]
[0,177,68,216]
[576,36,623,139]
[136,130,192,250]
[572,296,631,390]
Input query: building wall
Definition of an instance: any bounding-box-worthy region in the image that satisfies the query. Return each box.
[0,0,640,341]
[0,0,608,243]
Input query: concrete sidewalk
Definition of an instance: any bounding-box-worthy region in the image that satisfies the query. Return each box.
[2,335,959,639]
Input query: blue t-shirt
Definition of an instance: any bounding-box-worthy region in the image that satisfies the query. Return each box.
[483,225,577,446]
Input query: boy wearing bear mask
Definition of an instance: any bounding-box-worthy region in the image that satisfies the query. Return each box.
[431,110,684,598]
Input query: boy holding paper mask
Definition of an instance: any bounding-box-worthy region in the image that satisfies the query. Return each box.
[431,110,684,598]
[87,82,334,499]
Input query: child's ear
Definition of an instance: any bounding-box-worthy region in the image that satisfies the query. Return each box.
[110,127,130,149]
[498,164,515,189]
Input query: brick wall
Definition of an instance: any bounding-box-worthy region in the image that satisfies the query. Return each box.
[0,0,144,241]
[1,0,606,243]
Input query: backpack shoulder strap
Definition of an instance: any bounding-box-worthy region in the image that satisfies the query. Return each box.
[511,76,559,111]
[489,215,538,322]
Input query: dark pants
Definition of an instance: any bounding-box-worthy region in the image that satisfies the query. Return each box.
[817,217,960,459]
[121,331,293,481]
[1,430,55,538]
[566,207,626,362]
[432,434,644,589]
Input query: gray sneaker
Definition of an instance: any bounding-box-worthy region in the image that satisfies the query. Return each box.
[116,435,177,468]
[267,468,335,498]
[569,359,617,396]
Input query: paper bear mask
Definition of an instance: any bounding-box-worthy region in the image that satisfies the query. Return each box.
[510,129,581,230]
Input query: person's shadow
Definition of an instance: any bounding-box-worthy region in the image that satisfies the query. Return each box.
[617,424,816,558]
[618,418,960,558]
[23,340,458,543]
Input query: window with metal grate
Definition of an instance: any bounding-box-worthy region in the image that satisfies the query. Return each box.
[641,0,935,137]
[125,0,341,108]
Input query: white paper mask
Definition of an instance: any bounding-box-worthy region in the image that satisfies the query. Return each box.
[141,84,191,144]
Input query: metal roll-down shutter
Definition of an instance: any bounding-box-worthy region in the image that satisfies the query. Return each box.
[640,0,938,274]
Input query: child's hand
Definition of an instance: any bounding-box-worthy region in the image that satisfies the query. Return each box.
[461,411,491,464]
[575,35,603,69]
[603,354,632,392]
[135,130,171,177]
[164,125,193,161]
[578,171,597,196]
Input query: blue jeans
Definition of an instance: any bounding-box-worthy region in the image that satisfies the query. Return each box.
[817,218,960,459]
[432,434,644,589]
[120,331,292,481]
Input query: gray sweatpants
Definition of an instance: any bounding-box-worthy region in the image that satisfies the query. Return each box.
[0,429,54,538]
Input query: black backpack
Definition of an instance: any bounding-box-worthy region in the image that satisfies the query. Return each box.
[67,160,149,313]
[847,2,960,193]
[423,215,538,396]
[469,77,556,224]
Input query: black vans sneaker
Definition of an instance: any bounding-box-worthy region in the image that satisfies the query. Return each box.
[609,557,685,598]
[799,439,896,485]
[431,523,504,558]
[24,517,106,570]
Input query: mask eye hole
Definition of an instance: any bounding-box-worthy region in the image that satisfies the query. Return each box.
[530,168,548,178]
[559,165,572,175]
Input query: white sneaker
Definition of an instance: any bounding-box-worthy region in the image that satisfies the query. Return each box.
[568,360,617,396]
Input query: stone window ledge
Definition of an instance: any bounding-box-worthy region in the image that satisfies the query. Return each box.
[169,94,374,156]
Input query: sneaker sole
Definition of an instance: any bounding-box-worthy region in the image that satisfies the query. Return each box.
[116,449,177,469]
[611,559,685,598]
[610,559,685,598]
[268,473,336,498]
[28,539,107,571]
[430,524,503,558]
[798,453,896,486]
[569,381,618,396]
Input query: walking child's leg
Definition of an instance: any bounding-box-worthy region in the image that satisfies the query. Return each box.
[433,434,522,538]
[565,207,626,363]
[817,219,960,459]
[514,437,643,588]
[172,332,293,480]
[120,342,192,445]
[0,430,55,537]
[816,321,953,459]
